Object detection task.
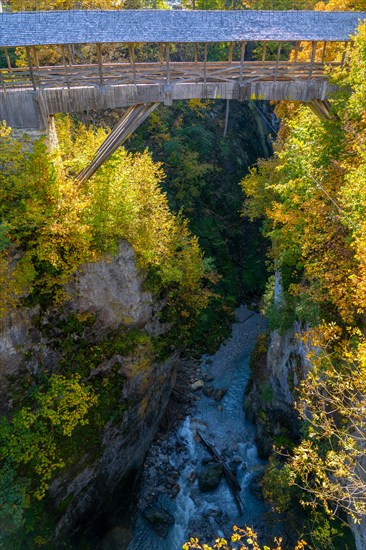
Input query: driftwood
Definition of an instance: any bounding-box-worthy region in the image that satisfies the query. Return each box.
[196,429,245,516]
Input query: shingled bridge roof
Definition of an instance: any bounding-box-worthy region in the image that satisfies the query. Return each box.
[0,10,365,47]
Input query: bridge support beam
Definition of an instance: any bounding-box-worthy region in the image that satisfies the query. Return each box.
[309,99,335,121]
[77,102,159,183]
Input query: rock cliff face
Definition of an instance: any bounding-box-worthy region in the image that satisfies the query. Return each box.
[245,325,366,550]
[245,323,309,457]
[0,240,178,541]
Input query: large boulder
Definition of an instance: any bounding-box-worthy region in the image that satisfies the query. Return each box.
[142,506,175,537]
[198,463,223,492]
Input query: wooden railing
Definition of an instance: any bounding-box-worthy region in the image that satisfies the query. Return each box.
[0,60,338,91]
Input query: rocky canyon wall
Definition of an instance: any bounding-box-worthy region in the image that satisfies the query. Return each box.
[0,240,178,542]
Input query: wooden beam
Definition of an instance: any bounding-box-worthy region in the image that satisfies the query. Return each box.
[204,42,208,84]
[340,41,348,67]
[274,43,281,82]
[228,42,233,63]
[129,43,136,84]
[308,41,317,83]
[96,43,104,85]
[0,70,6,92]
[262,42,267,62]
[4,47,12,69]
[76,103,160,183]
[32,47,39,68]
[61,45,70,88]
[321,41,327,63]
[26,47,36,90]
[68,45,75,65]
[166,42,170,84]
[239,42,246,85]
[159,43,164,66]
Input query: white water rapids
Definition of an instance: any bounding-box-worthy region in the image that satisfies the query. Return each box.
[128,306,267,549]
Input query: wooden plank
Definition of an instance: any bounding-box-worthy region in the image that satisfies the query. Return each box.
[61,45,70,88]
[32,46,39,68]
[4,47,12,70]
[159,43,164,65]
[204,42,208,84]
[321,41,327,63]
[340,41,348,66]
[96,43,104,85]
[228,42,233,63]
[166,42,170,84]
[129,43,136,84]
[274,43,281,82]
[262,42,267,62]
[308,41,317,82]
[26,47,36,90]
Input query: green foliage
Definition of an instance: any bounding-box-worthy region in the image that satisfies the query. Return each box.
[261,456,293,514]
[0,461,29,539]
[0,374,97,500]
[128,98,270,351]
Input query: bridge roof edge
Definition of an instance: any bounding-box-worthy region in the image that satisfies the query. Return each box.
[0,10,365,48]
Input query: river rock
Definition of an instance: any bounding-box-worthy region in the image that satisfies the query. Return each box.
[169,483,181,498]
[102,526,133,550]
[202,385,214,397]
[198,463,223,492]
[188,470,197,483]
[191,379,205,391]
[142,506,175,537]
[214,388,227,402]
[249,472,264,501]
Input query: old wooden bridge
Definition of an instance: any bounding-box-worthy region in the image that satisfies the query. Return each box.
[0,9,365,180]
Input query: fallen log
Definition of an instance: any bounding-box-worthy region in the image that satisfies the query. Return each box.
[196,429,244,516]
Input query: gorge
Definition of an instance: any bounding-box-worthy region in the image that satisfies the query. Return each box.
[1,3,366,550]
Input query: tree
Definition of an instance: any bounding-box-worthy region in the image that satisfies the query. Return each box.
[288,325,366,521]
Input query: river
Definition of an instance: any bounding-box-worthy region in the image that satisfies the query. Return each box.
[127,306,267,549]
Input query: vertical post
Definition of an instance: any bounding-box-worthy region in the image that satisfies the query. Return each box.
[294,41,300,63]
[96,43,104,85]
[61,45,70,89]
[166,42,170,84]
[32,47,39,68]
[321,41,327,63]
[262,42,267,62]
[340,41,348,67]
[0,69,6,92]
[26,47,36,90]
[228,42,233,63]
[308,41,317,83]
[274,43,281,82]
[160,43,165,66]
[68,45,75,65]
[194,43,198,64]
[4,47,12,69]
[204,42,208,84]
[129,43,136,84]
[239,41,245,86]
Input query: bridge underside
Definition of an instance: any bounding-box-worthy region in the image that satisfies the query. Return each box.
[0,79,335,130]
